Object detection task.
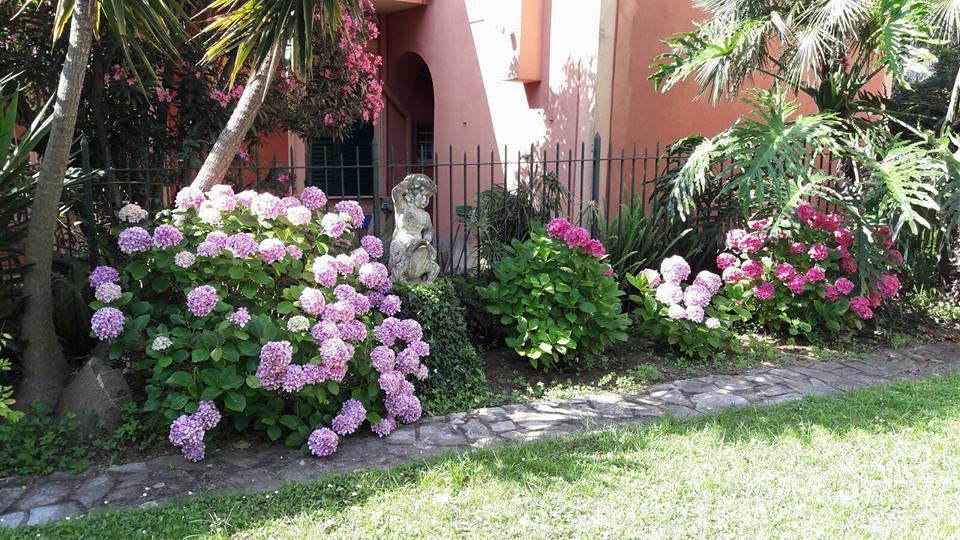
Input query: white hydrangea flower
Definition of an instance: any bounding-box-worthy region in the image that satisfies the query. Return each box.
[198,201,223,226]
[286,315,310,333]
[152,336,173,351]
[118,202,147,223]
[94,282,122,303]
[705,317,721,329]
[174,251,196,269]
[285,206,312,226]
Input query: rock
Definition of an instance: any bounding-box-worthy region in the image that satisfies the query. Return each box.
[488,420,517,433]
[16,482,72,509]
[56,349,131,434]
[674,378,719,395]
[107,462,148,474]
[73,475,115,508]
[690,391,751,412]
[0,486,26,512]
[0,511,26,529]
[417,424,466,446]
[26,502,82,526]
[462,420,491,440]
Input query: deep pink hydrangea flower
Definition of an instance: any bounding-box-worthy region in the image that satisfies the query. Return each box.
[716,253,738,270]
[748,218,769,230]
[584,239,605,258]
[839,256,858,274]
[741,259,763,280]
[787,275,807,294]
[725,229,747,250]
[805,266,826,282]
[300,186,328,210]
[660,255,691,284]
[823,284,840,301]
[307,427,338,457]
[808,243,828,262]
[835,277,855,295]
[738,233,765,254]
[753,282,775,301]
[91,307,125,340]
[562,227,590,249]
[774,263,796,281]
[850,296,873,319]
[118,227,152,254]
[186,285,218,317]
[546,218,572,239]
[789,242,806,254]
[876,274,900,298]
[89,265,119,288]
[796,203,816,221]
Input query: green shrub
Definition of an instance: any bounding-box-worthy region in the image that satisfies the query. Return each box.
[395,279,491,414]
[0,357,20,423]
[448,272,502,347]
[0,406,89,477]
[479,223,630,371]
[93,403,167,459]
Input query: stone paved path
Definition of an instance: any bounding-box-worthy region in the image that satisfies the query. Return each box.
[2,341,959,529]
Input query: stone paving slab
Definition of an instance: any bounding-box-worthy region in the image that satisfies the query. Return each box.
[2,341,959,529]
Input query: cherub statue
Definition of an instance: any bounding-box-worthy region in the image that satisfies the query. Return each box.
[389,174,440,284]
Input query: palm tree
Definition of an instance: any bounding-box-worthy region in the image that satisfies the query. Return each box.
[189,0,364,191]
[17,0,187,408]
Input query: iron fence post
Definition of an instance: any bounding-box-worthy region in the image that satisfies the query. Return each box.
[80,135,97,268]
[590,132,601,235]
[371,137,380,238]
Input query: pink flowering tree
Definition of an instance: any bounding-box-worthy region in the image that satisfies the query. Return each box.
[627,256,750,360]
[88,187,428,461]
[716,204,904,336]
[479,218,630,370]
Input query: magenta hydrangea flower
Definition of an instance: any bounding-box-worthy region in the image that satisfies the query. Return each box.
[693,271,722,295]
[715,253,738,270]
[152,224,184,249]
[228,307,250,328]
[835,277,855,295]
[725,229,748,250]
[787,275,807,294]
[876,274,900,297]
[546,217,572,239]
[660,256,691,284]
[91,307,125,340]
[379,294,402,316]
[331,399,366,435]
[300,186,328,210]
[118,227,152,254]
[175,187,205,210]
[748,218,769,230]
[722,266,744,282]
[741,259,763,280]
[738,233,765,253]
[335,200,365,227]
[361,235,384,258]
[850,296,873,319]
[300,287,326,316]
[789,242,807,254]
[307,427,338,457]
[251,193,285,219]
[286,245,304,260]
[89,265,119,288]
[258,238,286,264]
[797,203,816,221]
[840,256,858,274]
[774,263,796,281]
[753,282,775,301]
[808,243,829,262]
[187,285,218,317]
[584,239,605,258]
[285,205,312,226]
[257,340,293,390]
[358,262,389,290]
[805,266,826,282]
[371,415,397,437]
[823,284,840,301]
[322,213,347,237]
[228,233,258,258]
[562,227,590,249]
[371,346,396,373]
[683,284,712,308]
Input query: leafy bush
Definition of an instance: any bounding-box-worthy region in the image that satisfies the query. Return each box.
[0,407,88,477]
[90,186,429,461]
[394,279,491,414]
[448,272,502,346]
[593,200,692,283]
[627,257,750,360]
[0,358,20,423]
[718,205,904,337]
[93,403,167,458]
[479,219,630,370]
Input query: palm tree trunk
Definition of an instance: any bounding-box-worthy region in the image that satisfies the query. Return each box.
[190,44,282,191]
[17,0,96,409]
[946,65,960,127]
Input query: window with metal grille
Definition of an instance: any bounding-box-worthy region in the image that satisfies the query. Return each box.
[414,122,434,166]
[308,123,374,197]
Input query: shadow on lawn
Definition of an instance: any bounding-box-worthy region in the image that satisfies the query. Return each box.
[17,374,960,539]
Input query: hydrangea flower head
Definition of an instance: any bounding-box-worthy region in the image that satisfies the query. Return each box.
[228,307,250,328]
[152,224,184,249]
[322,213,347,238]
[335,200,365,227]
[725,229,747,250]
[683,284,712,308]
[251,193,285,219]
[685,305,705,323]
[787,275,807,294]
[660,255,691,284]
[300,287,327,316]
[151,335,173,351]
[753,282,775,301]
[95,282,122,303]
[286,205,312,226]
[331,399,366,435]
[118,203,148,223]
[805,266,826,282]
[693,271,722,295]
[584,239,605,258]
[834,277,855,295]
[89,265,120,288]
[257,341,293,390]
[823,284,840,301]
[187,285,218,317]
[716,253,738,270]
[300,186,328,210]
[876,274,900,298]
[118,227,152,254]
[774,263,796,281]
[174,251,196,269]
[361,235,384,258]
[358,262,389,290]
[667,304,686,320]
[741,259,763,280]
[228,233,258,258]
[546,218,572,239]
[258,238,286,264]
[808,243,829,262]
[371,416,397,437]
[307,427,338,457]
[175,187,205,210]
[639,268,662,288]
[562,227,590,249]
[379,294,402,316]
[91,307,125,340]
[850,296,873,319]
[796,203,816,221]
[287,315,310,332]
[722,266,744,283]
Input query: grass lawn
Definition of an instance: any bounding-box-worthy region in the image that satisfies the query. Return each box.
[8,373,960,539]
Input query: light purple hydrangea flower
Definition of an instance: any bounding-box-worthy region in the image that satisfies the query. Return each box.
[194,400,221,431]
[415,364,429,380]
[175,187,205,210]
[379,294,401,316]
[654,283,683,306]
[361,235,384,258]
[337,320,367,341]
[331,399,366,435]
[206,231,230,249]
[321,300,355,323]
[399,319,423,342]
[387,393,422,423]
[286,245,303,260]
[350,248,370,267]
[358,262,389,290]
[660,255,691,284]
[174,251,196,269]
[251,193,285,219]
[281,364,310,392]
[300,287,327,316]
[395,349,421,375]
[683,284,712,308]
[320,338,355,364]
[91,307,125,340]
[118,202,147,223]
[208,185,235,198]
[685,305,705,323]
[300,186,328,210]
[228,307,250,327]
[187,285,218,317]
[95,282,122,303]
[407,340,430,358]
[378,371,407,395]
[281,196,301,208]
[169,415,205,460]
[371,415,397,437]
[118,227,152,254]
[693,271,722,295]
[89,265,119,288]
[286,205,312,226]
[257,341,293,390]
[311,321,340,342]
[307,427,338,457]
[370,346,396,373]
[312,255,338,287]
[152,224,184,249]
[258,238,286,264]
[228,233,258,258]
[235,190,257,208]
[322,213,347,238]
[196,242,218,257]
[335,200,365,227]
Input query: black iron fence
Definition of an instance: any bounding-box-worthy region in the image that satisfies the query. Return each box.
[69,134,841,275]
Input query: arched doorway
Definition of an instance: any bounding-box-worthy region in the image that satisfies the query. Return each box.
[387,52,434,175]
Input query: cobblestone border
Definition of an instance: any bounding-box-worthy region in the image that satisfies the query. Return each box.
[2,342,958,528]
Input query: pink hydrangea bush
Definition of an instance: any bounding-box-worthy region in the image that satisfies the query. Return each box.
[88,186,428,460]
[627,257,750,360]
[479,219,628,370]
[717,203,903,335]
